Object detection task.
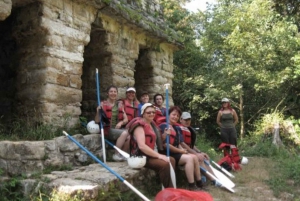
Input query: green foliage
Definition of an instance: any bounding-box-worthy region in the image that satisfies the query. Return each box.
[0,175,24,201]
[0,116,88,141]
[240,137,300,198]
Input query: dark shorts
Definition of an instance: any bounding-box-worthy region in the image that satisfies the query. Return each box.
[107,128,126,140]
[169,153,182,166]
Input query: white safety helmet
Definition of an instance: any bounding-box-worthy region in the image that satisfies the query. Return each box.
[241,157,248,165]
[127,156,146,169]
[221,98,230,102]
[87,121,100,134]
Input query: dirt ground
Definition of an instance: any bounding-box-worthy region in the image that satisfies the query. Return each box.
[208,157,295,201]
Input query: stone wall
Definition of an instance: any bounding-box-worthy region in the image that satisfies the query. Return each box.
[0,134,102,176]
[0,0,12,20]
[0,0,179,127]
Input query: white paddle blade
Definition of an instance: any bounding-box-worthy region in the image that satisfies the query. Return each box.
[201,167,235,193]
[211,166,235,188]
[115,146,130,159]
[212,160,235,178]
[100,128,106,163]
[170,163,177,188]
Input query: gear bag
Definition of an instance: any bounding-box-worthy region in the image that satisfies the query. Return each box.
[217,143,242,171]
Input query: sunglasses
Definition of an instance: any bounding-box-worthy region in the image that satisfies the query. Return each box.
[145,111,156,114]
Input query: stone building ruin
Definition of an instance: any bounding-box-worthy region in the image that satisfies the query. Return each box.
[0,0,179,127]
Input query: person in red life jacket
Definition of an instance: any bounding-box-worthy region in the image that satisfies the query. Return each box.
[216,98,239,146]
[158,106,205,191]
[153,93,167,124]
[123,87,139,122]
[95,86,129,162]
[137,91,150,116]
[179,112,222,187]
[127,103,176,188]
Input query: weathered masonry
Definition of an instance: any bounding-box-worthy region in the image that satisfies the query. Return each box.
[0,0,179,127]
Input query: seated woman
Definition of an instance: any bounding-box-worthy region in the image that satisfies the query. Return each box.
[127,103,176,188]
[158,106,205,191]
[95,86,129,162]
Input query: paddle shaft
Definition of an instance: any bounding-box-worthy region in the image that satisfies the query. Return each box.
[96,68,106,163]
[63,131,150,201]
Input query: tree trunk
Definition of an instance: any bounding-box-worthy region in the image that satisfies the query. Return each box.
[272,123,283,147]
[239,93,244,139]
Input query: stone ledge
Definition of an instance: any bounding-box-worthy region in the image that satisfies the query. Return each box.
[19,162,156,200]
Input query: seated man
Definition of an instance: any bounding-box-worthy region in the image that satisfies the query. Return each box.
[177,112,221,187]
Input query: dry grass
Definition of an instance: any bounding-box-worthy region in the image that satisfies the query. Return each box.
[208,157,295,201]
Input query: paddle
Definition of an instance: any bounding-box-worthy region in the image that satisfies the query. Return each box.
[200,166,235,193]
[63,131,150,201]
[204,160,235,188]
[164,83,176,188]
[211,160,235,178]
[105,139,130,159]
[96,68,106,163]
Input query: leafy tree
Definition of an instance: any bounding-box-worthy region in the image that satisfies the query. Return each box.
[163,0,300,143]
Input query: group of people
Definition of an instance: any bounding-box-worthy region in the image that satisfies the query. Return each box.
[94,86,238,191]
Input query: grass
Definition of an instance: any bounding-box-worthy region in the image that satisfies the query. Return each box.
[0,116,89,141]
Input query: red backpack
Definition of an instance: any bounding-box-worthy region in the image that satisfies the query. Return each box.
[217,143,242,171]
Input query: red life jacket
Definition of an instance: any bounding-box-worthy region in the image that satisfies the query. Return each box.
[102,101,124,135]
[218,143,242,171]
[158,122,178,147]
[127,117,157,156]
[178,125,192,148]
[123,99,139,122]
[153,106,166,124]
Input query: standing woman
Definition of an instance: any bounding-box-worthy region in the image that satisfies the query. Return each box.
[216,98,239,146]
[95,86,129,161]
[127,103,176,188]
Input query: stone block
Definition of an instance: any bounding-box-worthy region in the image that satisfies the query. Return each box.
[7,160,44,176]
[40,18,90,44]
[0,141,21,160]
[40,84,82,103]
[14,141,45,160]
[55,135,84,152]
[44,35,63,47]
[0,0,12,21]
[70,75,82,89]
[56,73,69,86]
[20,179,38,197]
[83,134,101,151]
[0,158,7,173]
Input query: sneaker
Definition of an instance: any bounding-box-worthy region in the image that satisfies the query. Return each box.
[113,154,126,162]
[187,185,203,191]
[212,180,223,187]
[196,181,209,191]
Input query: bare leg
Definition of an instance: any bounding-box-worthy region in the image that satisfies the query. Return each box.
[178,154,195,183]
[115,131,129,154]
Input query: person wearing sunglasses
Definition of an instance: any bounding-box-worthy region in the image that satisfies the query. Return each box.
[122,87,139,123]
[127,103,176,188]
[216,98,239,146]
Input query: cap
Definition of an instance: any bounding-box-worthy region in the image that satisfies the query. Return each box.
[221,98,230,102]
[141,103,154,115]
[181,112,191,119]
[126,87,136,93]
